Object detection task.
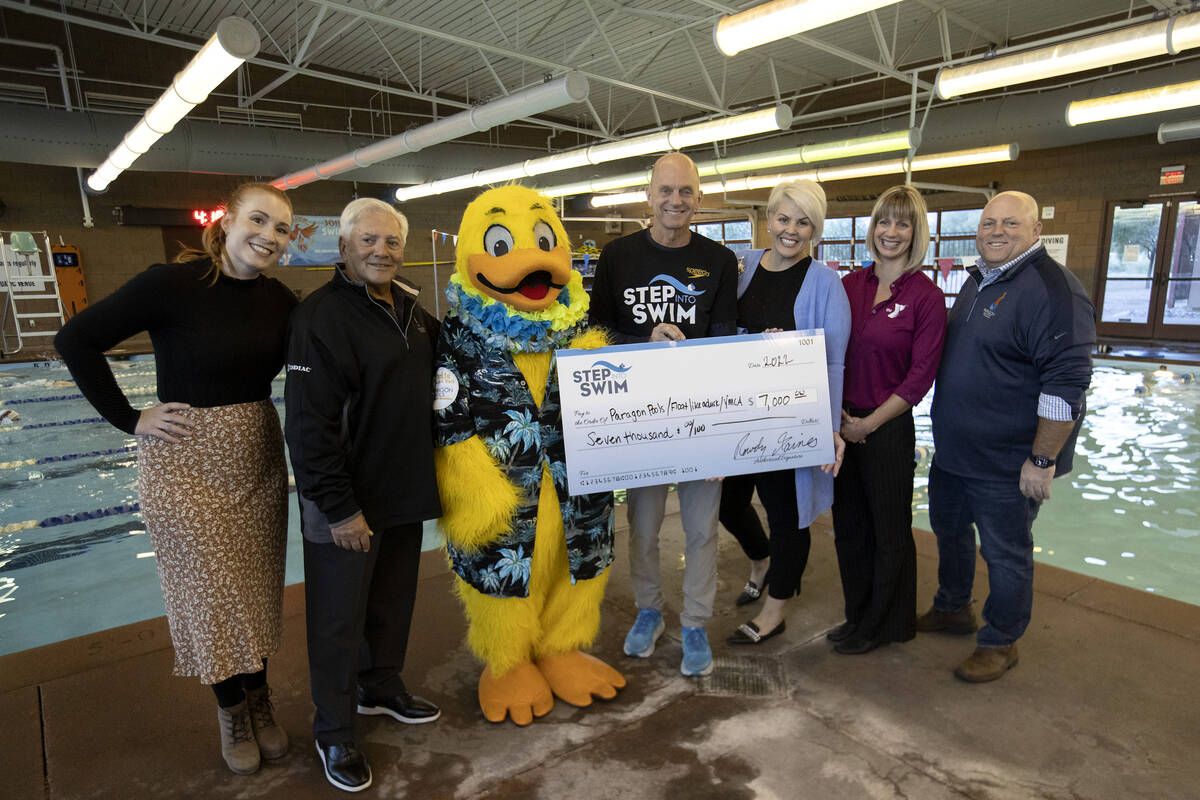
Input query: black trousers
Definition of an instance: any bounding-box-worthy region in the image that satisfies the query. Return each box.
[831,409,917,643]
[720,470,810,600]
[303,522,422,745]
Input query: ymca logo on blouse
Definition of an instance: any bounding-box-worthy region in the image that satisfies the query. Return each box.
[887,303,907,319]
[621,273,705,325]
[572,360,631,396]
[982,291,1008,319]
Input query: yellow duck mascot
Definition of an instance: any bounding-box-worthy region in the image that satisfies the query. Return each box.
[433,185,625,725]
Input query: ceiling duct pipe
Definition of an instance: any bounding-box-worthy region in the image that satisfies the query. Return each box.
[1158,117,1200,143]
[272,73,589,190]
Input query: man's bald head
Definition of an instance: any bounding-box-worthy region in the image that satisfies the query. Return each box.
[650,152,701,186]
[976,190,1043,269]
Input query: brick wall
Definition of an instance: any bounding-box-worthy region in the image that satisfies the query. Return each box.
[0,161,623,360]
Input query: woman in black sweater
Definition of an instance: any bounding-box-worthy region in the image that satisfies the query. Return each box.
[55,182,297,775]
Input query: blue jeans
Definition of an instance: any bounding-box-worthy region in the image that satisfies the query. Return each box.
[928,461,1042,648]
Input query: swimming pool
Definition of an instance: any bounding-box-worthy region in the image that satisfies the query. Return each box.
[911,358,1200,604]
[0,356,440,656]
[1,356,1198,656]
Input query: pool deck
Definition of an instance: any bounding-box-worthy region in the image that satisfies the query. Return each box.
[3,500,1199,800]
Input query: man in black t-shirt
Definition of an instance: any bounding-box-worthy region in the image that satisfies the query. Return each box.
[589,152,737,677]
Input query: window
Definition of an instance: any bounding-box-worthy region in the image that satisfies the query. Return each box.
[817,206,984,306]
[691,218,752,251]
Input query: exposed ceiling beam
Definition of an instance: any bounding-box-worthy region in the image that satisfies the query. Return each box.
[913,0,1003,46]
[685,0,932,89]
[0,0,604,140]
[302,0,725,113]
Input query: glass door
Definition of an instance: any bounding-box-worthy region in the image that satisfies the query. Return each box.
[1155,200,1200,338]
[1096,199,1200,341]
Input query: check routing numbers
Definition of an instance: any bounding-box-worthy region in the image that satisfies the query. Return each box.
[556,331,834,494]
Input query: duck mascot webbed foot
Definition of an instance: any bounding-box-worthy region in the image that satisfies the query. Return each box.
[433,185,624,726]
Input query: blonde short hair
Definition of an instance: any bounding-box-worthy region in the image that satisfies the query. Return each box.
[340,198,409,246]
[866,185,930,273]
[767,179,827,246]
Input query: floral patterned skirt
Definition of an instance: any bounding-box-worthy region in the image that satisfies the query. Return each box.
[138,399,288,684]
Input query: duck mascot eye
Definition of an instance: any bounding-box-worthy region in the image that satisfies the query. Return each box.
[432,185,624,725]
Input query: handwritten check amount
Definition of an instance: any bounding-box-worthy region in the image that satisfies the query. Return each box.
[556,330,834,494]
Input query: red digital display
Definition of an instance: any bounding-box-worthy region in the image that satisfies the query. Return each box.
[192,208,227,225]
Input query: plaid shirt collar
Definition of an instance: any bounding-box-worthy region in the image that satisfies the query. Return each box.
[973,241,1043,288]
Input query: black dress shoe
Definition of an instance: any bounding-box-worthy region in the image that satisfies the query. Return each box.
[834,634,881,655]
[315,741,372,793]
[357,684,441,724]
[825,621,857,643]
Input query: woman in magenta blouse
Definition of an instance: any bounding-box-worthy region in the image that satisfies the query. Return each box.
[828,185,946,655]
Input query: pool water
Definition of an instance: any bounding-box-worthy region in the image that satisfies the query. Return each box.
[0,356,440,656]
[912,359,1200,603]
[2,357,1198,657]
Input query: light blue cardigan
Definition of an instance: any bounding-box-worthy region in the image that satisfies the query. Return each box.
[736,250,851,528]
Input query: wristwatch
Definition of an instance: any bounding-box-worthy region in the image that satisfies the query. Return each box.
[1030,454,1056,469]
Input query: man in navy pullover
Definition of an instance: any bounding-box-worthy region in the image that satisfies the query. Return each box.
[920,191,1095,682]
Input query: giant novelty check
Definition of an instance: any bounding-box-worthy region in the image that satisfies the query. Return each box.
[556,331,833,495]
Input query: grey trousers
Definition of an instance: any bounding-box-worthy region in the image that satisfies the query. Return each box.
[626,480,721,628]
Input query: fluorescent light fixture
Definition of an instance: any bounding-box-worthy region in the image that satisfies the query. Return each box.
[589,144,1018,207]
[274,73,590,189]
[539,129,919,198]
[86,17,259,192]
[1067,79,1200,126]
[910,144,1017,170]
[714,0,903,57]
[1158,118,1200,143]
[393,106,792,202]
[936,12,1200,100]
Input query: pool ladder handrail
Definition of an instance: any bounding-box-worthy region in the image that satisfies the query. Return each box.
[1,231,67,356]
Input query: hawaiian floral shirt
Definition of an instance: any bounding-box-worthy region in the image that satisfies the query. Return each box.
[434,304,614,599]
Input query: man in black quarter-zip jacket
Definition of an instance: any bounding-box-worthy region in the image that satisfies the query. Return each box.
[921,190,1095,685]
[285,198,442,793]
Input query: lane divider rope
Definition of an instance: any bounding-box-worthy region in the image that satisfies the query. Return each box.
[1,478,298,534]
[0,445,138,470]
[1,397,284,433]
[0,385,157,406]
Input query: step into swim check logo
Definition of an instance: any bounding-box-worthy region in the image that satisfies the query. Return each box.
[572,360,632,396]
[622,273,706,325]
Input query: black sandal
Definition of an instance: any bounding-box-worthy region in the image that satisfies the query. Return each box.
[735,580,766,606]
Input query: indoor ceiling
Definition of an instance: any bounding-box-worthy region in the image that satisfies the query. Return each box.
[0,0,1197,188]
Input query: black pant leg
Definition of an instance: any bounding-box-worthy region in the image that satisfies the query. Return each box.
[303,534,379,745]
[358,523,423,694]
[832,438,875,625]
[719,473,771,561]
[854,412,918,642]
[754,469,810,599]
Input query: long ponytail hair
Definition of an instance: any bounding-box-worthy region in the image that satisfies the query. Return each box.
[176,182,292,284]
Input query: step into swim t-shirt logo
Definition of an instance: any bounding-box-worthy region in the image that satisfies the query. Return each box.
[622,273,705,325]
[572,360,632,396]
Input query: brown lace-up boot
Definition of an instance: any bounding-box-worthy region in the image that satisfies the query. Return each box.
[217,700,261,774]
[245,685,289,760]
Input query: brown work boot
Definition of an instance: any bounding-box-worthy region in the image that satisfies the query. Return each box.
[245,685,289,760]
[954,645,1019,683]
[916,604,978,635]
[217,700,261,774]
